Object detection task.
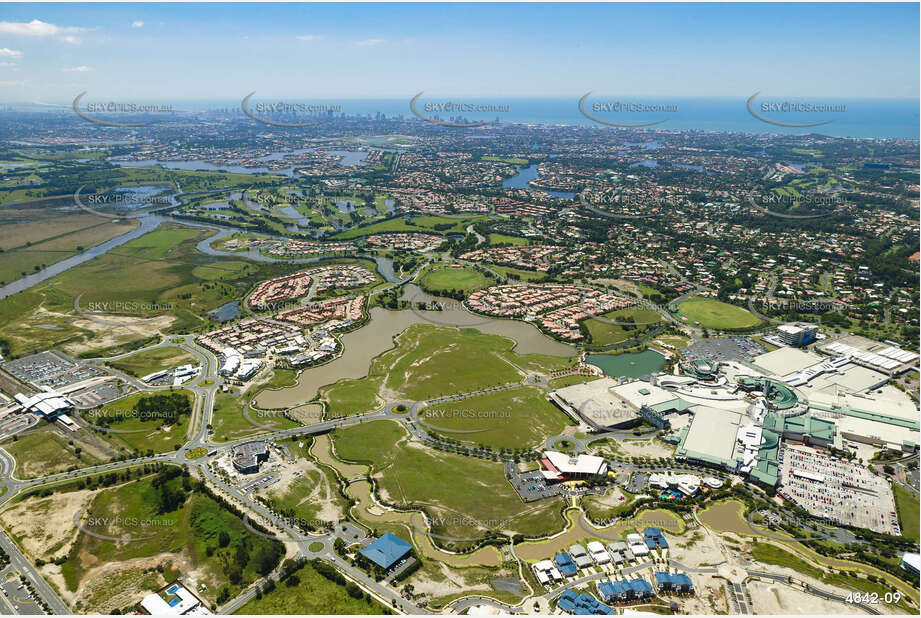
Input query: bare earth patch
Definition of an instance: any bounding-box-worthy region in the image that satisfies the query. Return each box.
[747,580,852,615]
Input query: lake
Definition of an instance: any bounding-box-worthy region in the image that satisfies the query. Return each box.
[585,350,666,378]
[501,163,575,199]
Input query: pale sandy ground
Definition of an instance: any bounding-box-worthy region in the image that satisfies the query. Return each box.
[38,304,176,355]
[618,437,675,458]
[584,486,628,509]
[1,490,92,561]
[72,552,186,613]
[669,526,728,568]
[670,573,731,614]
[747,580,857,615]
[262,455,343,523]
[408,562,493,598]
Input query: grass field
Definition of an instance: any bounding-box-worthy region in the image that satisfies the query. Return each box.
[381,325,522,401]
[419,264,491,294]
[90,389,195,454]
[487,233,529,246]
[676,298,761,329]
[504,351,577,374]
[0,212,138,286]
[421,386,572,450]
[332,420,565,539]
[107,346,196,378]
[211,392,299,443]
[893,482,919,543]
[322,375,384,418]
[584,307,663,346]
[237,559,387,614]
[480,156,529,165]
[191,260,257,281]
[488,264,547,282]
[1,427,106,478]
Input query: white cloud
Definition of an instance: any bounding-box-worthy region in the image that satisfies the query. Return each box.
[355,38,385,47]
[131,21,144,28]
[0,19,86,43]
[62,65,92,72]
[0,61,16,67]
[296,34,322,41]
[0,48,23,58]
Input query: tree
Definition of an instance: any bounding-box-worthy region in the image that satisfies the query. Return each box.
[235,544,250,569]
[218,531,231,548]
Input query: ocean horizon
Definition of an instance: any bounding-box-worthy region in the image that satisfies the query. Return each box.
[36,96,918,140]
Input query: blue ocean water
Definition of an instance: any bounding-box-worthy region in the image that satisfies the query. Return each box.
[191,96,919,140]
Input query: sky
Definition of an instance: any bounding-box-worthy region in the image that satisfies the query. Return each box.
[0,2,918,103]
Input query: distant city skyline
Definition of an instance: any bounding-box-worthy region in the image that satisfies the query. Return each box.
[0,2,918,103]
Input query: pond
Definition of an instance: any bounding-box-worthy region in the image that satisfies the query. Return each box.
[584,350,666,378]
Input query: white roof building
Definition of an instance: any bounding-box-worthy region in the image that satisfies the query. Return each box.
[586,541,610,564]
[14,387,73,417]
[648,471,701,496]
[140,583,210,615]
[543,451,607,477]
[626,533,649,557]
[219,348,241,377]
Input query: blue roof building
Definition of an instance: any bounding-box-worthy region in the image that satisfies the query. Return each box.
[359,532,412,570]
[643,527,669,549]
[599,577,653,601]
[557,589,615,615]
[597,580,628,603]
[628,577,654,598]
[654,571,694,593]
[554,552,578,577]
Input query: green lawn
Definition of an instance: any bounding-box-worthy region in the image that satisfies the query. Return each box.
[212,392,299,443]
[677,298,761,329]
[893,483,919,543]
[480,156,529,165]
[419,265,491,294]
[322,375,384,418]
[421,386,572,450]
[191,260,257,281]
[331,419,406,468]
[381,325,522,401]
[488,264,547,282]
[487,233,529,246]
[107,346,196,378]
[237,559,387,614]
[332,420,565,540]
[584,307,663,346]
[256,368,299,392]
[504,352,578,374]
